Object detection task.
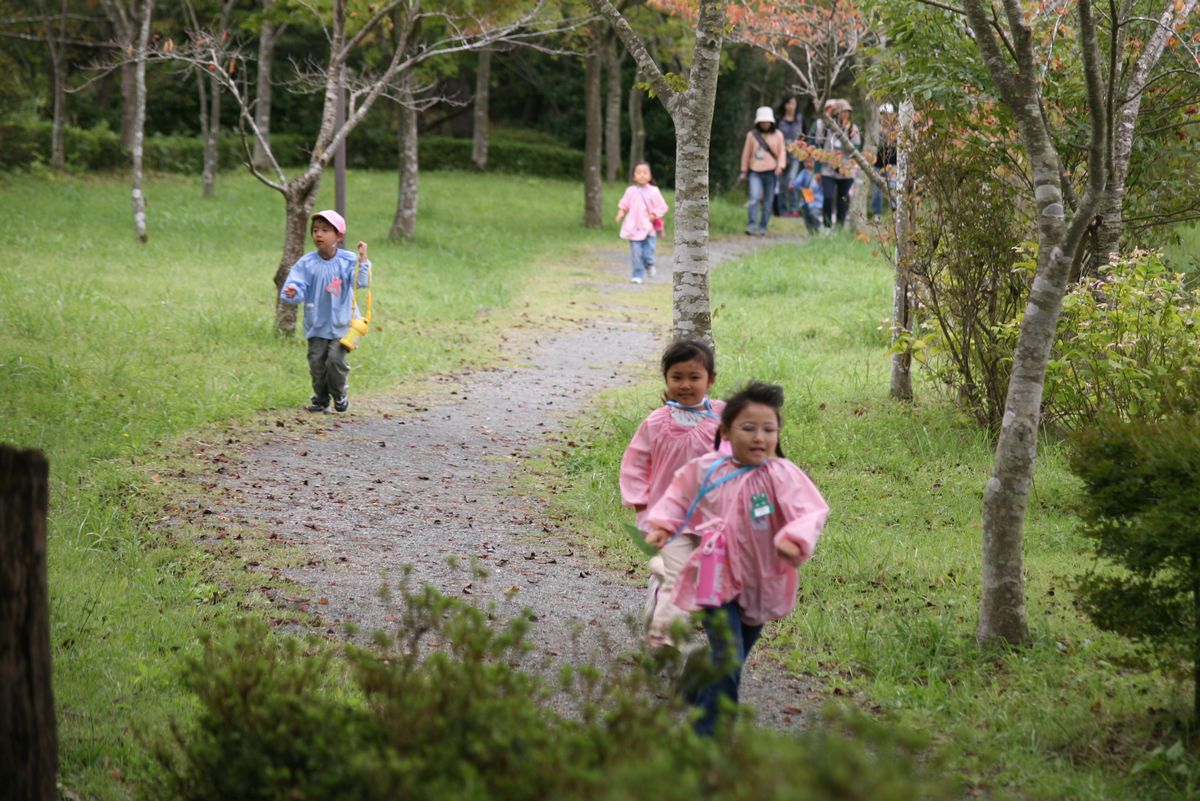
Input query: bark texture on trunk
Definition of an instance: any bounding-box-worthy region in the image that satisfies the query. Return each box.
[604,34,623,183]
[130,0,152,242]
[472,50,491,169]
[50,54,67,170]
[202,73,221,197]
[390,81,419,242]
[627,71,645,178]
[252,10,279,170]
[274,179,320,334]
[593,0,727,342]
[962,0,1109,647]
[889,99,915,401]
[0,446,56,801]
[583,26,604,228]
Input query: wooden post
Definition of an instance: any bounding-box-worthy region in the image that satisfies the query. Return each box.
[0,445,57,801]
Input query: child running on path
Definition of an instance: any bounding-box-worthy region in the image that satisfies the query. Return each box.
[620,340,724,647]
[645,382,829,736]
[280,210,372,413]
[615,162,669,284]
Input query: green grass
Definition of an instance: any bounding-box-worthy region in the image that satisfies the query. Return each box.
[550,234,1200,801]
[0,167,745,800]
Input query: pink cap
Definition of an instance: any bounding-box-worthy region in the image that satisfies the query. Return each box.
[311,209,346,235]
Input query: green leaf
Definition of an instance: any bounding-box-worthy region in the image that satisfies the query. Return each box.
[625,523,658,556]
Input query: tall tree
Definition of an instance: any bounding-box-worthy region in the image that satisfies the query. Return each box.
[129,0,152,241]
[390,73,419,241]
[590,0,728,341]
[31,0,70,169]
[471,49,491,169]
[185,0,238,197]
[98,0,139,148]
[603,31,623,181]
[627,66,645,174]
[582,21,605,227]
[251,0,286,170]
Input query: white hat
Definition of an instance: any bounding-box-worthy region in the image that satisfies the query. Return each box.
[754,105,776,124]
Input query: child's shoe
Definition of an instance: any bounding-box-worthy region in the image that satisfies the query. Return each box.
[648,264,657,277]
[307,396,329,413]
[631,276,643,284]
[334,395,350,413]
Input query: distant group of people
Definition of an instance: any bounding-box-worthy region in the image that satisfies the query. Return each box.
[740,95,897,237]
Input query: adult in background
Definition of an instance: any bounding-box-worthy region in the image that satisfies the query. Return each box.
[776,95,806,218]
[871,103,898,223]
[813,99,861,229]
[739,105,786,236]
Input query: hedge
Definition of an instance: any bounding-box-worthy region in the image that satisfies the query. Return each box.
[0,121,582,181]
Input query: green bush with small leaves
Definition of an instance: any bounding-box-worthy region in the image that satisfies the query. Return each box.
[146,574,951,801]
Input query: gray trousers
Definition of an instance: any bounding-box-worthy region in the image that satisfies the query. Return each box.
[306,337,349,403]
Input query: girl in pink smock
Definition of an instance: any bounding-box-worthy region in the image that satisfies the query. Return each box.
[615,161,669,284]
[620,339,724,648]
[645,382,829,736]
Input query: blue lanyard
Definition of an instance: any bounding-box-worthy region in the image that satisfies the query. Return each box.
[666,398,716,419]
[671,456,761,541]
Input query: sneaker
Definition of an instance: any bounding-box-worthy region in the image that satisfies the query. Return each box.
[631,276,643,284]
[333,395,349,413]
[306,402,328,413]
[647,264,657,277]
[745,227,756,236]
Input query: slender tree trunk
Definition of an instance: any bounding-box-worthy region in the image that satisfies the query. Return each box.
[120,61,137,150]
[583,26,604,227]
[50,53,67,170]
[391,80,419,242]
[0,446,56,801]
[130,0,152,242]
[604,33,623,182]
[849,95,878,232]
[252,15,279,170]
[472,49,491,169]
[274,179,320,334]
[889,99,915,401]
[627,70,645,178]
[202,73,220,197]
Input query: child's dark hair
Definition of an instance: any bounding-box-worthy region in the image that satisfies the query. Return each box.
[714,381,786,457]
[631,160,657,186]
[661,338,715,379]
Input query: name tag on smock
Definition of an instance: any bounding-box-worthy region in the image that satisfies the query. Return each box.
[751,492,774,519]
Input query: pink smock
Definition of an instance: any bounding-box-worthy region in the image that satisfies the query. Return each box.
[646,452,829,626]
[619,400,725,532]
[617,185,669,241]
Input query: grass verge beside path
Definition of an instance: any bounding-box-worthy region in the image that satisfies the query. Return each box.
[0,169,739,800]
[550,234,1193,801]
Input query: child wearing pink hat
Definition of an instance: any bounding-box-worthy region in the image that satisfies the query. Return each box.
[280,210,372,412]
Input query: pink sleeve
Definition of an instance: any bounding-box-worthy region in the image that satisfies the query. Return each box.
[771,460,830,566]
[617,187,632,212]
[651,187,669,217]
[618,418,654,509]
[646,458,703,535]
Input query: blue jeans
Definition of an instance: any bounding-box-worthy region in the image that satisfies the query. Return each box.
[630,236,656,279]
[690,601,763,737]
[782,157,802,214]
[746,171,777,232]
[871,180,897,217]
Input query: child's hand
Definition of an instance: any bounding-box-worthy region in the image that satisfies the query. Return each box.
[284,284,297,298]
[615,209,626,223]
[776,539,803,563]
[357,240,369,262]
[645,527,670,550]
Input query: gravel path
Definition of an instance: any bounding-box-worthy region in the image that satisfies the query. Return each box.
[213,232,823,732]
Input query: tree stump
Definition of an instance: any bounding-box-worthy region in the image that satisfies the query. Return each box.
[0,445,56,801]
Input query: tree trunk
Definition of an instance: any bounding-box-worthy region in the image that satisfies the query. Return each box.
[583,26,604,227]
[627,70,645,178]
[0,446,56,801]
[889,99,915,401]
[202,73,220,197]
[472,49,491,169]
[121,61,137,150]
[274,179,320,334]
[50,51,67,170]
[849,96,878,233]
[252,15,279,170]
[604,33,623,182]
[390,80,419,242]
[130,0,152,242]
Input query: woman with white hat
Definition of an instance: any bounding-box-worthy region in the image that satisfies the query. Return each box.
[739,105,787,236]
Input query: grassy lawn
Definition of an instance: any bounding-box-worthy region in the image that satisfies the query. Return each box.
[551,235,1197,801]
[0,167,746,800]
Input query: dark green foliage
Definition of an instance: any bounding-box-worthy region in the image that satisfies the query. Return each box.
[1071,412,1200,720]
[0,120,581,181]
[147,576,951,801]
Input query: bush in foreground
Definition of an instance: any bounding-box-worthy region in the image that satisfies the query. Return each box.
[147,575,950,801]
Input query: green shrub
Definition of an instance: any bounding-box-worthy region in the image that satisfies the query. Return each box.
[147,575,951,801]
[1070,411,1200,725]
[1042,250,1200,429]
